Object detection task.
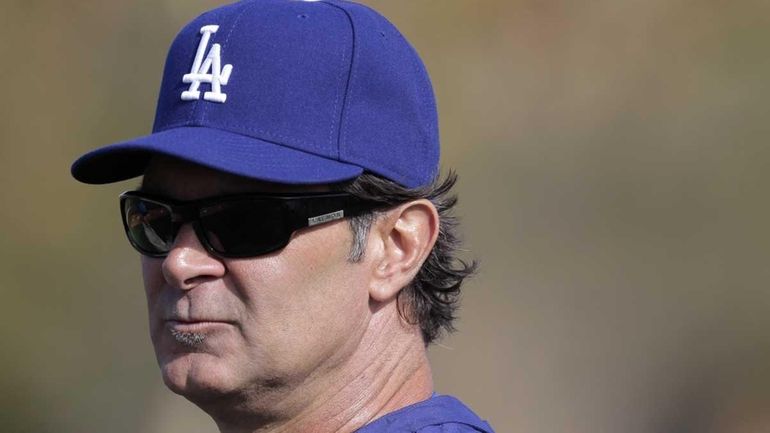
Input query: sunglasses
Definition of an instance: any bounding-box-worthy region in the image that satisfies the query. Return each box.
[119,190,382,258]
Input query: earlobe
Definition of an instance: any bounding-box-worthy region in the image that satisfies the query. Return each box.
[369,200,439,303]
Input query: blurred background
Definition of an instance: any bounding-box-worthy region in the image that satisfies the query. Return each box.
[2,0,769,432]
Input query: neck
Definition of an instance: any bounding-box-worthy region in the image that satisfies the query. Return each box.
[206,308,434,433]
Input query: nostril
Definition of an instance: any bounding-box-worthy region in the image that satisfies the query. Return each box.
[298,14,309,19]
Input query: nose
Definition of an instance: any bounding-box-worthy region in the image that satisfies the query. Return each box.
[162,223,226,290]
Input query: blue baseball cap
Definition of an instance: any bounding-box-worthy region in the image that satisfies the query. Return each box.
[71,0,440,188]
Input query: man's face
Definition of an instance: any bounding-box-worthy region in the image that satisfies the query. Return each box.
[139,157,375,407]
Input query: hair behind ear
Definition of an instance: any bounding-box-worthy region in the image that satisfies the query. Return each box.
[339,171,478,344]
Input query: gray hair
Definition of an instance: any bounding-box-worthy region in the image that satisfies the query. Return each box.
[338,171,477,345]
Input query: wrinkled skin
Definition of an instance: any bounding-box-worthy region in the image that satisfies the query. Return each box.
[139,156,434,432]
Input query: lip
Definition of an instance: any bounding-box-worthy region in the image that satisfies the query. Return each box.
[166,319,233,332]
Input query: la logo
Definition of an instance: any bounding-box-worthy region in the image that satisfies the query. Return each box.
[181,25,233,103]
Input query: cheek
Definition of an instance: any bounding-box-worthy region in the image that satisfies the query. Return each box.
[141,257,167,344]
[230,223,372,361]
[270,223,366,309]
[141,257,165,302]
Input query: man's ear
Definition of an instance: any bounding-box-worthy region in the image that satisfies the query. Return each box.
[369,199,439,303]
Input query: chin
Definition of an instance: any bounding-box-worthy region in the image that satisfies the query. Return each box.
[159,352,289,423]
[160,352,241,399]
[151,323,244,393]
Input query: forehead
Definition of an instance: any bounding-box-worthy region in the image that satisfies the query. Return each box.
[141,155,330,200]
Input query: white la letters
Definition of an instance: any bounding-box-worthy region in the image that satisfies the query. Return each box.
[181,25,233,103]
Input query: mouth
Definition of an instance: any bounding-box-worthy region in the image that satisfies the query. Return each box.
[165,319,233,332]
[164,320,234,348]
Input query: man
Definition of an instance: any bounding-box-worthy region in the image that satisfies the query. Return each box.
[72,1,494,432]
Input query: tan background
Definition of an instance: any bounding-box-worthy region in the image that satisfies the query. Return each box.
[2,1,770,432]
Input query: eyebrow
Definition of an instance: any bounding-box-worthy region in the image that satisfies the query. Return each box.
[136,178,183,197]
[136,179,163,195]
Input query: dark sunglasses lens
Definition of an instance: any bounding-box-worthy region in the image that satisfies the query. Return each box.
[199,199,290,257]
[123,197,175,255]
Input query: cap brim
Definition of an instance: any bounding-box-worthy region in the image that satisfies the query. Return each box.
[71,126,364,185]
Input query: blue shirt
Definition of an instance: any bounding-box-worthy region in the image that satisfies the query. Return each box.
[354,394,495,433]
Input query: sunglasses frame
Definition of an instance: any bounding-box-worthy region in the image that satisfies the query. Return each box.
[119,190,383,259]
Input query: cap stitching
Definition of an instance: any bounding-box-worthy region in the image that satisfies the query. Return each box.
[332,4,357,167]
[318,1,356,162]
[327,19,350,158]
[333,3,418,184]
